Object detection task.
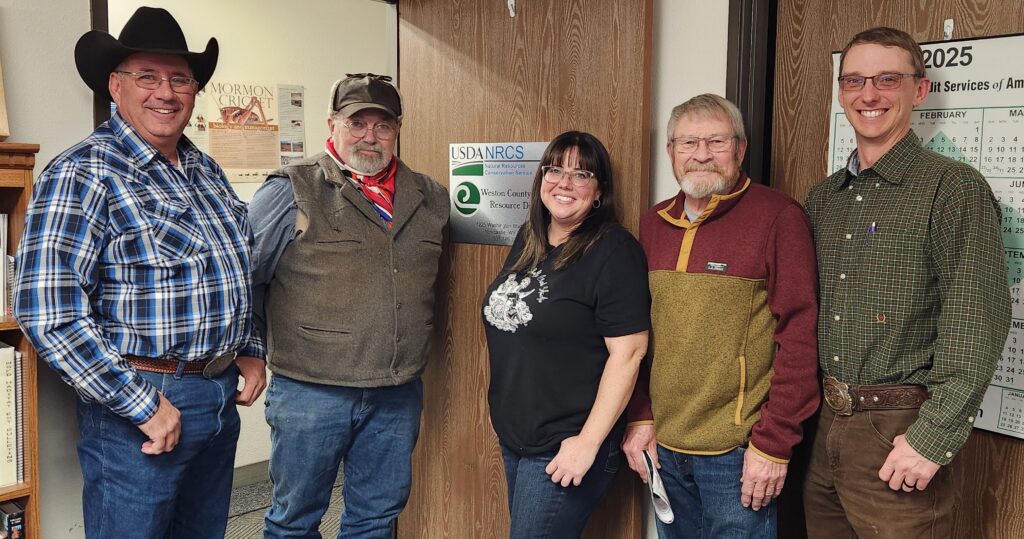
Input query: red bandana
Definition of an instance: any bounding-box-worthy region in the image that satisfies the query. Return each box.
[326,137,397,227]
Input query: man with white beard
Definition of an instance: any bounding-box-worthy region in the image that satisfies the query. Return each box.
[248,73,449,537]
[621,94,820,538]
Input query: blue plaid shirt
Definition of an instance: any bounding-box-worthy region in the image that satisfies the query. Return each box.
[14,113,263,424]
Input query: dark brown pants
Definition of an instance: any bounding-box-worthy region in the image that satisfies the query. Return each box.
[803,405,957,538]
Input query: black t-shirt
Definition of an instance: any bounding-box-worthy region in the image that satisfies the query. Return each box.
[483,225,651,454]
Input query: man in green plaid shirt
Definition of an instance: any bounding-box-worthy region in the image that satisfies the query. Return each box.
[802,27,1011,537]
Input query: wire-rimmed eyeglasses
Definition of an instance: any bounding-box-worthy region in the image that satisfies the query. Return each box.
[837,72,922,91]
[116,70,198,94]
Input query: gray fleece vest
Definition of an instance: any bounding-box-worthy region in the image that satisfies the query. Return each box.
[265,152,449,387]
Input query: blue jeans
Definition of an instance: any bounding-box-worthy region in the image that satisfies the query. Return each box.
[76,363,241,539]
[263,375,423,538]
[500,432,622,539]
[655,446,777,539]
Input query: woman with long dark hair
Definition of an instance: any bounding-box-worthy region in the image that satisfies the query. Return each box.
[482,131,651,537]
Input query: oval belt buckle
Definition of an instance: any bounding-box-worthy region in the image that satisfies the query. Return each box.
[824,376,854,416]
[203,351,237,379]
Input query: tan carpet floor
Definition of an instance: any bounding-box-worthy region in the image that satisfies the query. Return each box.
[224,482,344,538]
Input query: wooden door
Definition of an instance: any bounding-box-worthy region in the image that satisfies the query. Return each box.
[772,1,1024,537]
[396,0,653,537]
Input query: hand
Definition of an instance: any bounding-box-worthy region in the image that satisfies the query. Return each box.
[234,355,267,406]
[740,449,787,510]
[878,434,941,492]
[622,424,659,482]
[138,392,181,455]
[546,435,600,487]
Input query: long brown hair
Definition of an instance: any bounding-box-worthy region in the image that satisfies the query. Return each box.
[508,131,621,273]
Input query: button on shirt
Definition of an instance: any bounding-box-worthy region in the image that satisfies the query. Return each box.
[804,131,1011,464]
[14,112,261,424]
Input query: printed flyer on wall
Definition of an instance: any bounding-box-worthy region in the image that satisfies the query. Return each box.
[184,80,306,183]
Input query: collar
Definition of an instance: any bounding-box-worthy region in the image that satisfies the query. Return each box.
[658,174,751,228]
[836,130,922,191]
[109,112,200,178]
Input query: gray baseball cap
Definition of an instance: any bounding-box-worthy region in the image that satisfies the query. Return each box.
[329,73,403,119]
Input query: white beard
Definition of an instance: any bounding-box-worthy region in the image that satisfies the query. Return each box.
[678,170,733,199]
[344,142,392,175]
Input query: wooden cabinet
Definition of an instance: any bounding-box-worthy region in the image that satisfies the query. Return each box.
[0,142,40,537]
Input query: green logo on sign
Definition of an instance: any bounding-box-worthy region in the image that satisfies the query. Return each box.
[454,181,481,216]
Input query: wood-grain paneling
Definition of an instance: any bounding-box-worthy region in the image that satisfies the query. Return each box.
[397,1,652,537]
[773,1,1024,537]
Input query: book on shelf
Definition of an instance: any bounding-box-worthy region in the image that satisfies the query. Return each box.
[5,255,13,317]
[0,500,24,538]
[0,341,17,488]
[13,350,22,484]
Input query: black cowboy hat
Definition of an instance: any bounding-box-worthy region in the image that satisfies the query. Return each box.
[74,7,218,101]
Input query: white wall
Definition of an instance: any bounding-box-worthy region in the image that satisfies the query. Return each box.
[649,0,730,205]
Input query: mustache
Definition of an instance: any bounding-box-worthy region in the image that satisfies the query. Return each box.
[683,162,724,174]
[352,141,384,154]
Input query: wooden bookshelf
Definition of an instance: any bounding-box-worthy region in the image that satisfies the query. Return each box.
[0,142,39,538]
[0,316,19,332]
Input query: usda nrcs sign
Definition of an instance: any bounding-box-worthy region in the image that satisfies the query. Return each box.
[449,142,548,245]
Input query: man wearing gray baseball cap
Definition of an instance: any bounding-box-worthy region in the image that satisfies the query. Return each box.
[248,73,449,537]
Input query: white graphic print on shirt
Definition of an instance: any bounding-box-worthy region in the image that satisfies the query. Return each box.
[484,268,549,333]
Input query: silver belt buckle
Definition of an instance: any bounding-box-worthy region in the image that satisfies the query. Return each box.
[823,376,854,416]
[202,351,237,379]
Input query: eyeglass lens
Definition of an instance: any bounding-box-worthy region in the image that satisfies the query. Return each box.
[673,137,734,153]
[346,122,396,140]
[120,71,197,94]
[839,73,914,91]
[542,166,594,185]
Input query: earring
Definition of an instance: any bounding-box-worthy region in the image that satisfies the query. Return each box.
[593,199,602,209]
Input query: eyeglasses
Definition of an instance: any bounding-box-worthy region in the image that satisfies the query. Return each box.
[343,119,398,141]
[837,72,920,91]
[671,136,736,154]
[541,165,596,187]
[116,70,198,94]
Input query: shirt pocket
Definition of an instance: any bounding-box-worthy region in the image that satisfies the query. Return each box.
[860,226,930,311]
[107,198,208,267]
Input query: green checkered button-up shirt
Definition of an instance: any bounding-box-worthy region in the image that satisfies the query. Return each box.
[805,131,1011,465]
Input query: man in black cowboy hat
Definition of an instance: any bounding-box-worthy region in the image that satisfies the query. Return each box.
[13,7,266,537]
[248,74,448,537]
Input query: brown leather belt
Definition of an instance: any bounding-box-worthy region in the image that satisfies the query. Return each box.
[823,376,929,416]
[125,352,237,378]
